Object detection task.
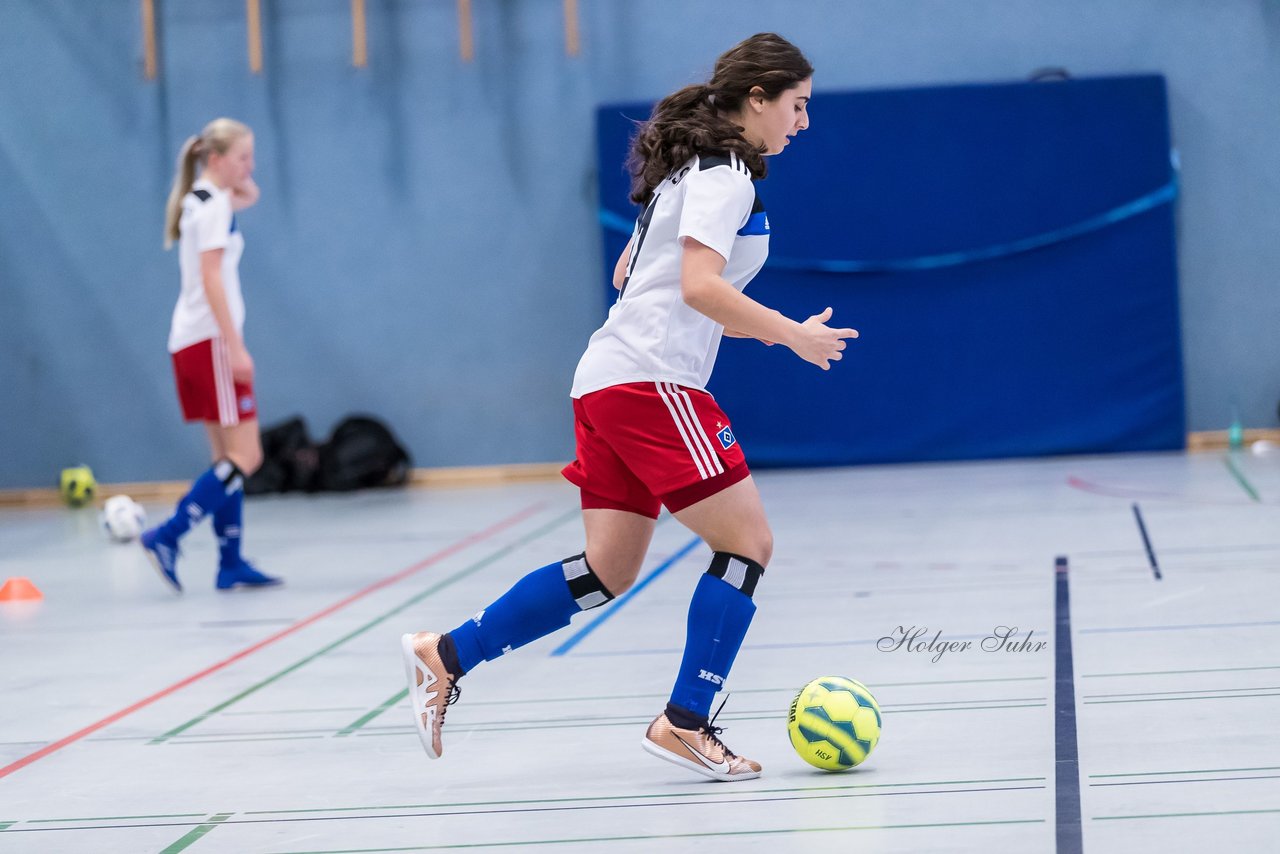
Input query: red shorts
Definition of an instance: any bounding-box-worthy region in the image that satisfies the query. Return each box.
[561,381,750,519]
[171,338,257,426]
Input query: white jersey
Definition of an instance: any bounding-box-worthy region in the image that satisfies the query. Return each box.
[168,178,245,353]
[570,151,770,398]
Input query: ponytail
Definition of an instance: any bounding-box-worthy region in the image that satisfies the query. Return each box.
[626,33,812,206]
[163,118,252,249]
[627,83,760,206]
[164,136,201,249]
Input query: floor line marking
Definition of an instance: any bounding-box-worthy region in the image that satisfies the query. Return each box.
[252,818,1046,852]
[121,698,1050,741]
[1090,774,1280,787]
[1083,691,1280,705]
[1066,475,1266,507]
[3,776,1052,827]
[550,536,702,656]
[152,508,578,743]
[1082,664,1280,678]
[1091,764,1280,778]
[1094,807,1280,821]
[3,794,1048,837]
[0,503,546,780]
[239,775,1048,815]
[26,813,206,824]
[1083,685,1280,699]
[1079,620,1280,634]
[336,690,408,737]
[1131,503,1162,580]
[1054,555,1083,854]
[158,812,232,854]
[1224,454,1262,502]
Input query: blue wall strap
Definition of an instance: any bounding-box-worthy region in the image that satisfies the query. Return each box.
[599,177,1178,274]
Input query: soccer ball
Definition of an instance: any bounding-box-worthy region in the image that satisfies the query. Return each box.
[787,676,882,771]
[100,495,147,542]
[59,465,97,508]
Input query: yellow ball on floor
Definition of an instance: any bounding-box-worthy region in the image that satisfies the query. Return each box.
[787,676,882,771]
[59,465,97,508]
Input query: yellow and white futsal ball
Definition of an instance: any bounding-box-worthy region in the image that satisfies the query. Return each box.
[787,676,882,771]
[100,495,147,542]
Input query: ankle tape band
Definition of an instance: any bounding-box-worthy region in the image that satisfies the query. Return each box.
[213,459,246,494]
[707,551,765,598]
[562,553,615,611]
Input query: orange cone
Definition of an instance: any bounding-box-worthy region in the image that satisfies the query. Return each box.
[0,577,43,601]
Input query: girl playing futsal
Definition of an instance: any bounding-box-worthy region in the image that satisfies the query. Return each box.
[402,33,852,780]
[141,118,281,593]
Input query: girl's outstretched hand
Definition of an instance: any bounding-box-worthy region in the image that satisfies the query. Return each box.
[787,307,858,370]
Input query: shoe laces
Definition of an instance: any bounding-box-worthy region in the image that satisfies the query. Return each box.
[701,695,736,758]
[440,678,461,721]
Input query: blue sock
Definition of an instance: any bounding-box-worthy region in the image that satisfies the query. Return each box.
[669,553,766,719]
[213,489,244,568]
[449,554,613,675]
[158,460,244,543]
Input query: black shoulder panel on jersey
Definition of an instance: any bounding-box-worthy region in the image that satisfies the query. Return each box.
[192,189,212,202]
[698,151,732,171]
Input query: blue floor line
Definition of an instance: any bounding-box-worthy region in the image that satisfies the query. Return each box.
[550,537,703,656]
[1055,555,1083,854]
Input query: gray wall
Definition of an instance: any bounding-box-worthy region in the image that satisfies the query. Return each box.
[2,0,1277,489]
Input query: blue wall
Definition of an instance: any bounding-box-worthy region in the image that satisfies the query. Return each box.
[2,1,1278,488]
[600,76,1185,465]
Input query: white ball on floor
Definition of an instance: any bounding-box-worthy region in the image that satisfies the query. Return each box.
[100,495,147,542]
[1251,439,1279,457]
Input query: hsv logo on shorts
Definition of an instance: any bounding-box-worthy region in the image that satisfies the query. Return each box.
[716,423,736,450]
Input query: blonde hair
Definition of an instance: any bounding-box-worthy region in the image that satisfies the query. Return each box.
[163,118,252,249]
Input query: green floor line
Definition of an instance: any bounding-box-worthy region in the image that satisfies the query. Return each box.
[27,813,206,823]
[1094,807,1280,821]
[877,702,1045,714]
[0,822,13,831]
[159,812,232,854]
[151,509,579,744]
[170,735,328,745]
[1082,664,1280,678]
[337,690,408,737]
[180,675,1051,718]
[145,697,1046,741]
[887,696,1046,707]
[1083,691,1280,705]
[243,776,1046,815]
[262,818,1046,853]
[1083,685,1280,699]
[351,703,1044,737]
[224,708,365,716]
[1224,455,1262,502]
[1091,764,1280,779]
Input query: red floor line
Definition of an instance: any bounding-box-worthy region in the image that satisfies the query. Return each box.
[0,502,547,781]
[1065,475,1254,507]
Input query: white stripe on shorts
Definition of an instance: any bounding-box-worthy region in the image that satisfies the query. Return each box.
[655,382,709,480]
[212,337,239,427]
[655,382,723,480]
[669,383,724,476]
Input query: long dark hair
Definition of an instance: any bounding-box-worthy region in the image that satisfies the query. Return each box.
[627,33,813,205]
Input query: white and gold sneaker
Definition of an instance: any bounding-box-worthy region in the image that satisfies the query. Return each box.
[642,705,761,782]
[400,632,460,759]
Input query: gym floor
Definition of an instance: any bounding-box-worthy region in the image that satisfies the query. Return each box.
[2,450,1278,853]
